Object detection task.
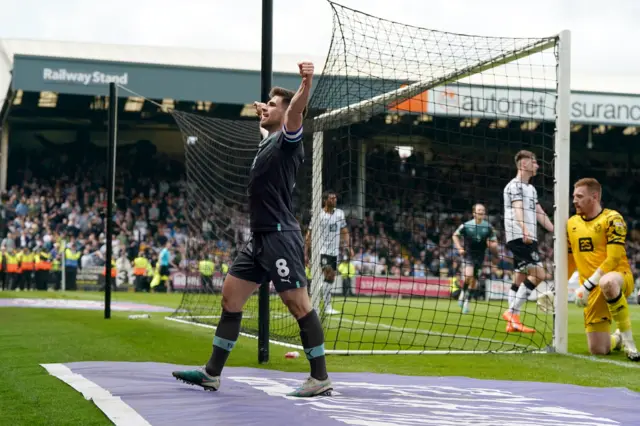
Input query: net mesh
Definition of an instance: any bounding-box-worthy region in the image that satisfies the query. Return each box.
[169,112,302,344]
[304,2,561,353]
[171,1,563,354]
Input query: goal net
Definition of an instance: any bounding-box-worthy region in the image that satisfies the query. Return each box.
[305,2,570,354]
[169,1,570,355]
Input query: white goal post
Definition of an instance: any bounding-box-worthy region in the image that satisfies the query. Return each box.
[553,30,572,355]
[309,30,571,355]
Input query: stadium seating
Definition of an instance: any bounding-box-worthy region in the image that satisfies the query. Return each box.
[1,143,639,296]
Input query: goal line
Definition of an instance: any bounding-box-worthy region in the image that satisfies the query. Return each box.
[166,313,543,355]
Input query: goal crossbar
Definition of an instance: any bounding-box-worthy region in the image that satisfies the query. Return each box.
[312,37,558,131]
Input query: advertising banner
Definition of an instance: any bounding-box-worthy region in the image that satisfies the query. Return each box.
[429,85,640,126]
[354,275,451,298]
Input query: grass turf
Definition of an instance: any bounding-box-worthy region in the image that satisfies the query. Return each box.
[0,290,639,425]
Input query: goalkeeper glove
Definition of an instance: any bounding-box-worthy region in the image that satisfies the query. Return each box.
[575,271,601,307]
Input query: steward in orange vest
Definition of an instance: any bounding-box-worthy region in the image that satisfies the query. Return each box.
[35,248,52,291]
[132,252,150,292]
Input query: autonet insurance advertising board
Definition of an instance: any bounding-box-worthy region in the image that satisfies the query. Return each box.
[11,54,640,126]
[427,85,640,126]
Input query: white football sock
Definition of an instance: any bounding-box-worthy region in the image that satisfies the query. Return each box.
[510,284,532,314]
[508,287,518,308]
[621,330,638,352]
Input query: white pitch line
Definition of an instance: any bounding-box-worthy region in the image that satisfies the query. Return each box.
[328,316,533,349]
[175,315,255,320]
[168,313,535,352]
[41,363,151,426]
[563,352,640,369]
[165,316,303,350]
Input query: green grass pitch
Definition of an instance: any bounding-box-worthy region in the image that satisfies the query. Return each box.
[0,290,638,425]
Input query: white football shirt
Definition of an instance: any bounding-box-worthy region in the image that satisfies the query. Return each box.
[503,178,538,242]
[310,208,347,257]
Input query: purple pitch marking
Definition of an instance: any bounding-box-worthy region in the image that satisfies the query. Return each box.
[0,298,173,312]
[56,361,639,426]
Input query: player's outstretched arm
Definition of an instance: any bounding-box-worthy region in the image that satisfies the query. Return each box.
[536,203,554,232]
[284,62,314,133]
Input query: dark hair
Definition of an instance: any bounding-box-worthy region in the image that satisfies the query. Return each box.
[269,86,307,118]
[322,190,337,207]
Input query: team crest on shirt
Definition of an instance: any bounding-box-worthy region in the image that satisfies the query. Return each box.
[594,224,602,233]
[329,224,337,232]
[613,220,626,234]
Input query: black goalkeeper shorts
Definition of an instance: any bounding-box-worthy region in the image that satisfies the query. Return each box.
[229,231,307,293]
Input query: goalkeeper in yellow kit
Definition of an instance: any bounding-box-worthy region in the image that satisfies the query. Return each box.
[568,178,639,360]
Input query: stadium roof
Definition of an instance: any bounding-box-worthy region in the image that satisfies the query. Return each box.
[3,38,640,129]
[0,38,330,111]
[0,38,327,74]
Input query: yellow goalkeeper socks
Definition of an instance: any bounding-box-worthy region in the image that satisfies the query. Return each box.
[606,290,631,333]
[606,291,639,352]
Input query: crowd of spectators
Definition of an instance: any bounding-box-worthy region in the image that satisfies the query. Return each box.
[2,139,640,293]
[0,141,236,284]
[338,145,640,292]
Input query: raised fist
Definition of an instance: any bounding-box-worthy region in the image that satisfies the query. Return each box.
[298,62,314,80]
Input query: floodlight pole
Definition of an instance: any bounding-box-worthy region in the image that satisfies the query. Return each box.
[257,0,273,364]
[105,82,118,319]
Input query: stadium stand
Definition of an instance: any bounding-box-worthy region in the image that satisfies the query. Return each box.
[2,139,639,303]
[0,38,639,305]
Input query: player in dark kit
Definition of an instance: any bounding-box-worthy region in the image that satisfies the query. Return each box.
[452,204,499,314]
[172,62,333,398]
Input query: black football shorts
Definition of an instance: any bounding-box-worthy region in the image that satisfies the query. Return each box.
[229,231,307,293]
[506,238,542,273]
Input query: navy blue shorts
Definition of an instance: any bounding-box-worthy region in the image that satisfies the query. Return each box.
[506,238,541,273]
[229,231,307,293]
